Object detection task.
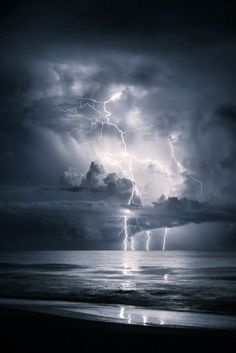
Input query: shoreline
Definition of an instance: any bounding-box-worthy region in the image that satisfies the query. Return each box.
[1,298,236,330]
[0,305,236,353]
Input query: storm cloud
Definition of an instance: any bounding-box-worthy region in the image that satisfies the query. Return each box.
[0,1,236,249]
[60,161,141,204]
[0,184,235,250]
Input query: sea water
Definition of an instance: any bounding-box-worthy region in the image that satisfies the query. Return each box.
[0,251,236,328]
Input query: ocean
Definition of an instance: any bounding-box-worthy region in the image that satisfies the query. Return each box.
[0,251,236,328]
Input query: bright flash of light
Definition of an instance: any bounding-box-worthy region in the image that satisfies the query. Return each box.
[57,89,204,251]
[57,88,168,206]
[110,89,125,102]
[162,227,168,251]
[76,89,142,205]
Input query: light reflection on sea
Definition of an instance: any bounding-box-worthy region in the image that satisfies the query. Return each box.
[0,251,236,316]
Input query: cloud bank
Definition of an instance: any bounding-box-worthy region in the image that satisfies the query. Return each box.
[0,183,235,250]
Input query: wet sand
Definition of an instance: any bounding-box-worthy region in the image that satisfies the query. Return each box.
[0,306,235,353]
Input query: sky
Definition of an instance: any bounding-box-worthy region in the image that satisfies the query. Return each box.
[0,0,236,250]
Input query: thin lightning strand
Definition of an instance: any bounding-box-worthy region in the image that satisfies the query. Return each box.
[169,136,203,199]
[120,216,135,251]
[146,230,151,251]
[162,227,168,251]
[123,216,129,251]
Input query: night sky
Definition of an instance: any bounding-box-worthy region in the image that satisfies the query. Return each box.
[0,0,236,250]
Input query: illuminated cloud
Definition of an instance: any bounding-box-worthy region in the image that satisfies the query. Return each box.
[60,161,141,205]
[0,0,235,249]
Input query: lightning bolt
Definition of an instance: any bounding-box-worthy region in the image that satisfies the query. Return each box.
[122,216,129,251]
[77,89,141,206]
[160,135,203,251]
[56,89,167,206]
[118,215,136,251]
[169,135,203,199]
[146,230,151,251]
[57,89,153,250]
[162,227,168,251]
[57,89,203,251]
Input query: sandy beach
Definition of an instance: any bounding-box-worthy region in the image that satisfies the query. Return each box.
[0,306,235,353]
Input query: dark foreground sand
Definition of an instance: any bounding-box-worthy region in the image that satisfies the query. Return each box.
[0,307,235,353]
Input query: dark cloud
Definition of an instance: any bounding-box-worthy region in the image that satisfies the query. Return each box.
[0,186,235,250]
[151,197,235,226]
[1,0,236,42]
[216,104,236,127]
[181,102,236,202]
[0,1,236,249]
[125,197,236,234]
[0,197,124,250]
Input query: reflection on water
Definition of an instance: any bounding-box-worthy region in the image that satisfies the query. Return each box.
[121,255,138,291]
[142,314,147,325]
[1,298,235,329]
[118,306,132,324]
[164,273,169,281]
[118,305,166,326]
[0,251,236,316]
[119,306,125,319]
[121,253,139,275]
[120,281,136,291]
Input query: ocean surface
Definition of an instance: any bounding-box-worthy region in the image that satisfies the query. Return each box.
[0,251,236,328]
